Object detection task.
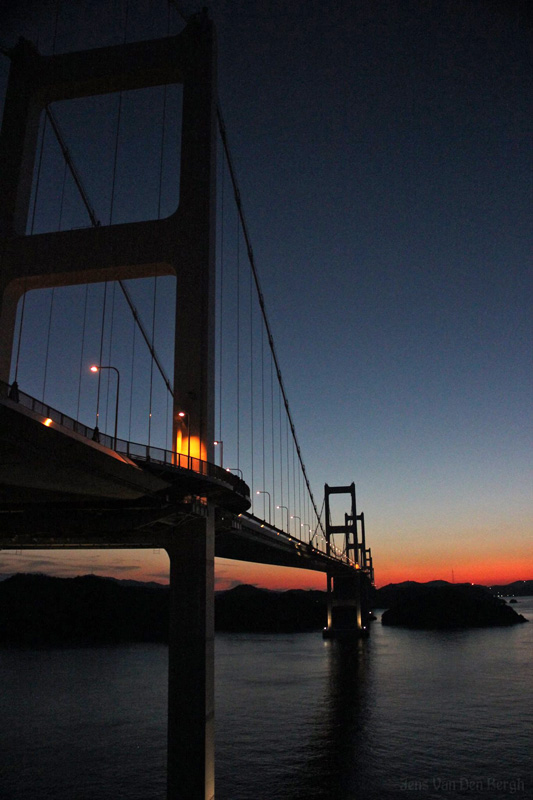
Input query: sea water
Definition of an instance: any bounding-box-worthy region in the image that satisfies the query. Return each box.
[1,598,531,799]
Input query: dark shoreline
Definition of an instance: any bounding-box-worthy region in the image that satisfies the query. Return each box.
[0,574,529,645]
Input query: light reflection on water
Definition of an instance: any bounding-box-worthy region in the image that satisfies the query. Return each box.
[0,599,531,799]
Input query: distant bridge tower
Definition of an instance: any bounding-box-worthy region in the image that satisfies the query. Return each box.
[323,483,373,637]
[0,11,218,799]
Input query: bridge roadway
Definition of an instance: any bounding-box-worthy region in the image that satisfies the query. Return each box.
[0,382,361,578]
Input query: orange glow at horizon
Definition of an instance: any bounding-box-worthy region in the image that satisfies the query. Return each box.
[214,559,327,591]
[374,554,532,588]
[0,547,530,592]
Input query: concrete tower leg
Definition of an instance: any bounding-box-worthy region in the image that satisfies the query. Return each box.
[166,507,215,800]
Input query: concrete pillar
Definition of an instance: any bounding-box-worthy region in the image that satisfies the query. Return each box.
[323,572,367,638]
[166,506,215,800]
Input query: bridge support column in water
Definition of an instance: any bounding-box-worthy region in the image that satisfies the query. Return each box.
[167,506,215,800]
[323,483,373,638]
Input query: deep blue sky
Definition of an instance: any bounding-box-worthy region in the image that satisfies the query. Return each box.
[0,0,531,586]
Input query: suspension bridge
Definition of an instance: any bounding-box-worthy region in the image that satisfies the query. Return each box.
[0,8,374,799]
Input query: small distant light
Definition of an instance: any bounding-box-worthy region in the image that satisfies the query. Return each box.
[43,418,53,427]
[90,365,98,373]
[178,411,186,418]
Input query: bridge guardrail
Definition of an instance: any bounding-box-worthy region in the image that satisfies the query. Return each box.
[1,380,250,500]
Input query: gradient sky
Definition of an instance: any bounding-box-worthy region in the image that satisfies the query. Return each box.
[0,0,531,589]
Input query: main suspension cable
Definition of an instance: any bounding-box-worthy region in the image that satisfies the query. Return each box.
[217,104,325,535]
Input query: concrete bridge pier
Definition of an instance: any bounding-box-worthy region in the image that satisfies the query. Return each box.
[166,506,215,800]
[324,570,368,638]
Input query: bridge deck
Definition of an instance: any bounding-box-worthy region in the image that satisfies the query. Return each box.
[0,384,365,576]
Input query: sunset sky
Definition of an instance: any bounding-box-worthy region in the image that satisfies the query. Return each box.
[0,0,531,589]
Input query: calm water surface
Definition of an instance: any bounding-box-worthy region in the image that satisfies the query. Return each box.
[1,598,531,799]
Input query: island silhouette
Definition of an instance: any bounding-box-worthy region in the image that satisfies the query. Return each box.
[0,574,528,645]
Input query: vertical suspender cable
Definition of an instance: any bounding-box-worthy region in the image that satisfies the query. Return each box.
[45,102,174,402]
[148,279,157,446]
[128,317,136,440]
[32,114,50,395]
[218,105,325,537]
[249,245,254,509]
[218,145,224,443]
[104,282,117,428]
[42,124,68,402]
[41,288,54,401]
[279,380,283,525]
[76,285,89,420]
[271,355,275,526]
[148,81,168,447]
[261,323,265,514]
[236,217,240,472]
[13,111,46,384]
[285,415,289,529]
[95,284,107,429]
[13,111,49,385]
[97,1,127,434]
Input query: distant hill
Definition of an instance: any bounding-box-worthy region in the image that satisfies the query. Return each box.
[216,584,326,632]
[381,584,528,629]
[0,574,327,645]
[0,574,530,645]
[0,573,169,645]
[371,580,533,608]
[488,580,533,597]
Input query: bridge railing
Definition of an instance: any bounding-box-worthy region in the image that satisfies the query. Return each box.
[0,380,250,499]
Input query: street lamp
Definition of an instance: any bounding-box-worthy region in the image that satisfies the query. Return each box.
[214,440,224,468]
[291,515,301,538]
[90,364,120,449]
[256,490,271,524]
[178,411,190,466]
[226,467,243,478]
[277,505,289,532]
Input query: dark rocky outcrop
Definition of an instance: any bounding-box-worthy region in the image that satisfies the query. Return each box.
[381,583,528,629]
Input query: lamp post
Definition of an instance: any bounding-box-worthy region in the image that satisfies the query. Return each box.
[214,440,224,468]
[226,467,243,478]
[276,505,289,532]
[291,515,301,538]
[90,365,120,450]
[256,490,271,524]
[302,523,311,543]
[178,411,190,466]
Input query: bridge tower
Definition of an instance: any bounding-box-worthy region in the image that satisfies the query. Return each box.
[323,483,372,638]
[0,11,218,799]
